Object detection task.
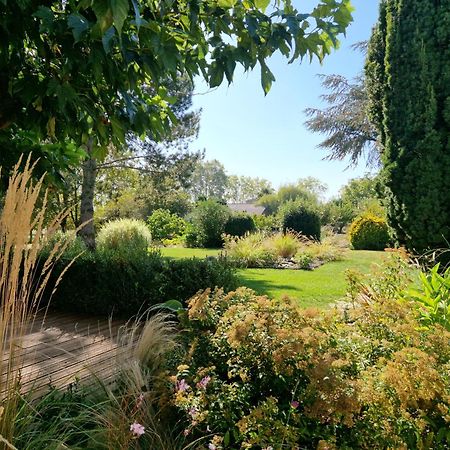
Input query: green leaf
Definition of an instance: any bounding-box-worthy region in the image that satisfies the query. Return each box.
[254,0,269,12]
[218,0,237,8]
[209,63,224,87]
[131,0,145,30]
[33,6,55,32]
[92,0,113,34]
[102,26,116,53]
[68,13,90,43]
[110,116,126,143]
[160,299,184,312]
[110,0,129,35]
[260,59,275,95]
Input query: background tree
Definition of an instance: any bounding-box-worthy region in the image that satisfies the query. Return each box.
[366,0,450,252]
[189,160,228,201]
[225,175,273,203]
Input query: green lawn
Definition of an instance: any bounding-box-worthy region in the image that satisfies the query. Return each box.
[160,247,387,308]
[237,251,387,308]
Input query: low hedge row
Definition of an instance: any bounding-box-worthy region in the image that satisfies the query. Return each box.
[39,251,238,318]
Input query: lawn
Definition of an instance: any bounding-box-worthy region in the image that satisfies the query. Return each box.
[160,247,388,308]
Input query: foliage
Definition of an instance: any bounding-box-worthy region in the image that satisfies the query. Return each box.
[253,214,280,232]
[187,200,230,248]
[189,159,228,201]
[320,199,355,234]
[269,232,301,258]
[304,72,379,167]
[224,213,256,238]
[349,214,390,251]
[147,209,188,243]
[366,0,450,252]
[97,218,152,258]
[279,201,321,240]
[225,175,273,203]
[405,264,450,331]
[258,178,325,215]
[172,287,450,449]
[39,250,237,317]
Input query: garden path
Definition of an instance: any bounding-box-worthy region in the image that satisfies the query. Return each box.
[2,311,129,397]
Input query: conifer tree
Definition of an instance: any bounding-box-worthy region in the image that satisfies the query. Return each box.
[366,0,450,252]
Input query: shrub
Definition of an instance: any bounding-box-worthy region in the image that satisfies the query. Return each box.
[42,230,88,260]
[253,214,280,232]
[279,201,321,240]
[187,200,230,248]
[349,214,390,250]
[39,250,237,317]
[172,287,450,449]
[97,218,152,257]
[224,213,256,237]
[147,209,187,243]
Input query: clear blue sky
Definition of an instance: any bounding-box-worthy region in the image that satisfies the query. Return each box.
[190,0,380,198]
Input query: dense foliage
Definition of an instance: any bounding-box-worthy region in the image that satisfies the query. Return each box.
[279,201,321,240]
[147,209,188,243]
[349,213,390,250]
[39,244,237,317]
[366,0,450,252]
[172,286,450,449]
[224,213,256,238]
[186,200,230,248]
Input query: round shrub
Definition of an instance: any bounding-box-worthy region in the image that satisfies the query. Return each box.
[349,214,390,250]
[224,213,256,237]
[147,209,187,242]
[97,219,152,257]
[279,201,321,240]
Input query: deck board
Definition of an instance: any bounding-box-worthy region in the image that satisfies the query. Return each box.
[1,311,132,395]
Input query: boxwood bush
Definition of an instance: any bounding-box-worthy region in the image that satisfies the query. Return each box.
[279,201,321,240]
[349,213,390,250]
[224,213,256,237]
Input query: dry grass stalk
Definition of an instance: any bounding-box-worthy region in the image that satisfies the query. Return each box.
[0,157,73,444]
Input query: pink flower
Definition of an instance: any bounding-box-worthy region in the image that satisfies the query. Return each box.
[208,444,217,450]
[197,376,211,389]
[130,421,145,437]
[176,379,190,392]
[188,406,199,418]
[183,428,190,436]
[290,400,299,409]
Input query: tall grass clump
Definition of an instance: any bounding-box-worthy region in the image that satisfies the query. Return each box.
[0,158,71,446]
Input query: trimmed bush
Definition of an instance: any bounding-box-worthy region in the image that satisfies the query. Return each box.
[187,200,230,248]
[279,201,321,240]
[39,250,237,317]
[147,209,187,242]
[224,213,256,237]
[97,219,152,257]
[349,213,390,250]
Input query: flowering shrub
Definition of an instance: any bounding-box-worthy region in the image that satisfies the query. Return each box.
[172,288,450,449]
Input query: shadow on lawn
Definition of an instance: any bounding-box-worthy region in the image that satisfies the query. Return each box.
[236,273,304,299]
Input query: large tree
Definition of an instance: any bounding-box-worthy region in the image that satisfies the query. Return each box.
[366,0,450,252]
[0,0,353,247]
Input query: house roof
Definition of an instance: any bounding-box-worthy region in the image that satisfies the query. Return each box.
[228,203,266,215]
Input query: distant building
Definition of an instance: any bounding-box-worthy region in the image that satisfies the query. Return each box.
[228,203,267,216]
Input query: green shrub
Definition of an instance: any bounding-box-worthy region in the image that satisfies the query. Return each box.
[39,250,237,317]
[349,214,390,250]
[97,219,152,257]
[253,214,280,232]
[172,287,450,449]
[188,200,230,248]
[224,213,256,237]
[147,209,187,243]
[267,231,299,258]
[42,230,88,260]
[279,201,321,240]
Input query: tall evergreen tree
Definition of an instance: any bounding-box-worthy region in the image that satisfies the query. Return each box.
[366,0,450,252]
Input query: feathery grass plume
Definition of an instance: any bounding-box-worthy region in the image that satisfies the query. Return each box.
[85,313,182,449]
[0,156,73,446]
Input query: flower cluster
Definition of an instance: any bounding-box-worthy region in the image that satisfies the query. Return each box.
[171,286,450,449]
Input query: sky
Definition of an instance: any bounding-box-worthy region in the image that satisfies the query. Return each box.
[190,0,381,198]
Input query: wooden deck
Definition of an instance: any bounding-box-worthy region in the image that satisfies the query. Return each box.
[2,311,130,396]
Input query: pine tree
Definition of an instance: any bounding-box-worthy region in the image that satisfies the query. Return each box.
[366,0,450,252]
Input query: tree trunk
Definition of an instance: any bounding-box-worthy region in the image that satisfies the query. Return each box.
[78,142,97,250]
